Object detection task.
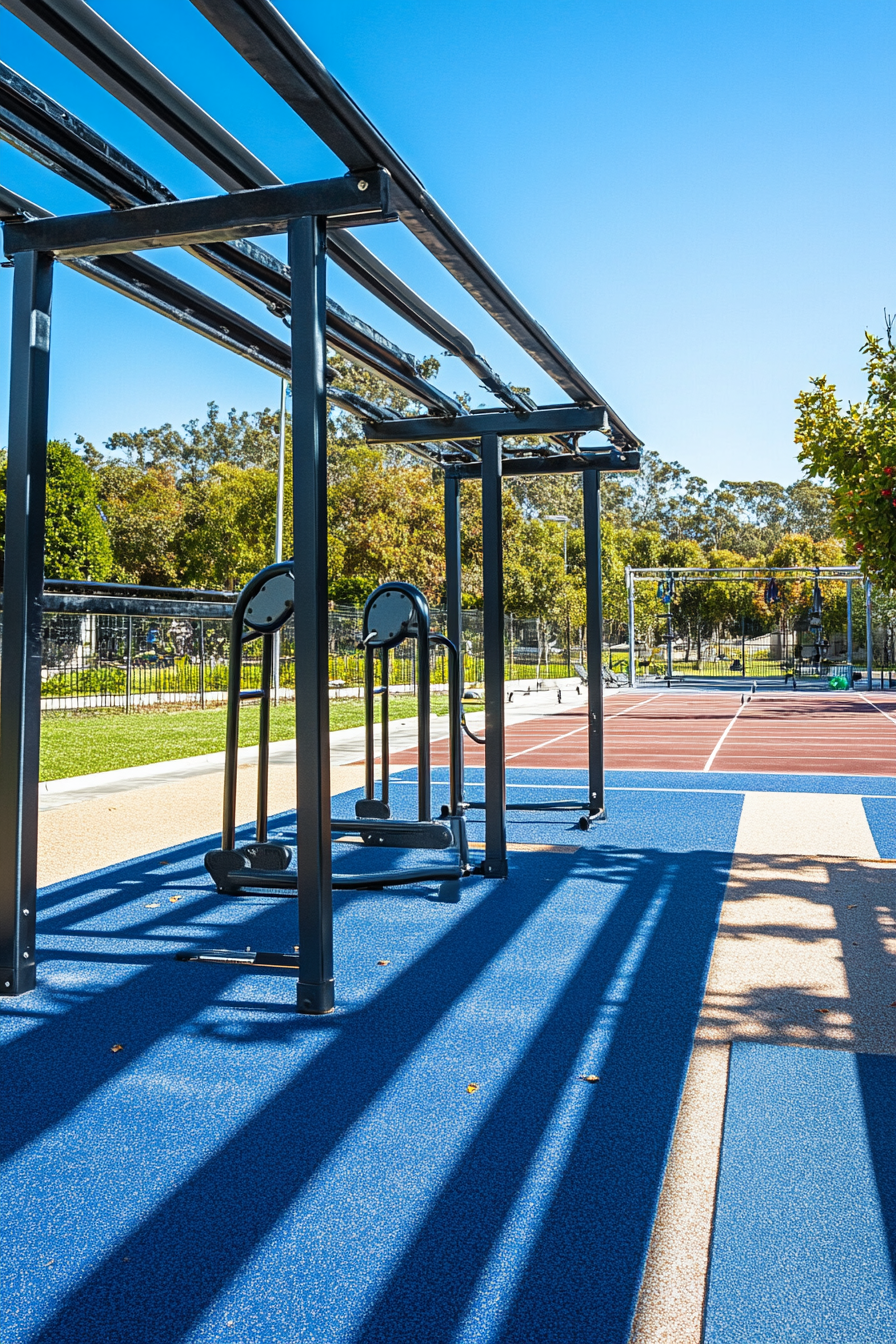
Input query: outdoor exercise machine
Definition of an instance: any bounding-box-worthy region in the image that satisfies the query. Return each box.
[0,0,641,1011]
[197,569,469,920]
[625,564,868,687]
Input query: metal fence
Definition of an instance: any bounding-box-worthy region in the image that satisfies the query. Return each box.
[21,603,593,716]
[630,623,896,685]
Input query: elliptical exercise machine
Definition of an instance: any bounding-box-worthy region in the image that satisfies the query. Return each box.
[200,566,470,909]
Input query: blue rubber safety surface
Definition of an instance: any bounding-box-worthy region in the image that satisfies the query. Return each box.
[705,1043,896,1343]
[862,798,896,858]
[1,776,741,1344]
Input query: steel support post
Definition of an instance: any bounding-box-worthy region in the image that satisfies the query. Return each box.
[481,432,507,877]
[273,377,287,707]
[866,579,873,691]
[626,567,636,687]
[583,470,606,820]
[0,250,53,997]
[444,471,464,795]
[847,579,853,681]
[289,215,334,1014]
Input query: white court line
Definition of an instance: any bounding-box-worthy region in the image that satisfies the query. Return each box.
[858,692,896,727]
[701,698,750,772]
[502,691,666,764]
[604,691,665,720]
[394,780,896,798]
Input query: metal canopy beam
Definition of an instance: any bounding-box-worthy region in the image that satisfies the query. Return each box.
[3,173,391,258]
[453,448,640,478]
[0,0,278,191]
[365,405,615,443]
[0,66,467,417]
[188,0,641,446]
[0,0,535,417]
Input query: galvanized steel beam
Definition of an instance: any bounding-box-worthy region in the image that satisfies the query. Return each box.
[2,173,391,257]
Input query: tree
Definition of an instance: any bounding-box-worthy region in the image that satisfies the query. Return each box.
[0,439,113,582]
[176,465,280,591]
[795,329,896,582]
[96,463,184,586]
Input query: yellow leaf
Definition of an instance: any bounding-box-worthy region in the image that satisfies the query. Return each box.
[466,1083,479,1094]
[580,1074,601,1083]
[169,896,182,903]
[145,903,161,908]
[847,904,857,909]
[377,960,389,966]
[111,1044,123,1053]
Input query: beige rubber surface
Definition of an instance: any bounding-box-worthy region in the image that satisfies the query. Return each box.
[631,792,893,1344]
[38,761,365,888]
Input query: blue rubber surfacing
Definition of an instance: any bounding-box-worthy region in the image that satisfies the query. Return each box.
[705,1043,896,1343]
[1,777,741,1344]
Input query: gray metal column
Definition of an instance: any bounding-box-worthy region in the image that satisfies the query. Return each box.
[0,250,53,997]
[846,579,853,680]
[481,432,507,876]
[583,469,606,820]
[444,470,464,797]
[866,578,873,691]
[288,215,334,1014]
[626,566,636,686]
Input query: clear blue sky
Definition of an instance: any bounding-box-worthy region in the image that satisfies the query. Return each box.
[2,0,894,486]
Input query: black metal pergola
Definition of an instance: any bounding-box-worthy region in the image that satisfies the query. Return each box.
[0,0,641,1011]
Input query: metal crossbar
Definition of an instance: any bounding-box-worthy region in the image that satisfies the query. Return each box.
[0,0,641,1012]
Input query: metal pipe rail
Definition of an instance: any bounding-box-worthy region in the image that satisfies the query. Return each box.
[0,62,466,421]
[0,0,541,423]
[189,0,641,445]
[629,566,863,581]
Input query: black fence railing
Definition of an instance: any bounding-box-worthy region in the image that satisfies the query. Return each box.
[0,597,598,716]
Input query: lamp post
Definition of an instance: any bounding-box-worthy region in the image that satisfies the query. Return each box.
[546,514,570,673]
[545,514,569,571]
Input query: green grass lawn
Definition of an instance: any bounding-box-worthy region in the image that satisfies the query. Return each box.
[39,693,450,782]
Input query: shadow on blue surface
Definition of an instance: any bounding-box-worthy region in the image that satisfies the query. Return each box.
[1,786,740,1344]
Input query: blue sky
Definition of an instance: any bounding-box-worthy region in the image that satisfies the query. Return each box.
[1,0,894,486]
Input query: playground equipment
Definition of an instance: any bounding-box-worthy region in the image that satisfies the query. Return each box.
[625,564,867,686]
[196,573,469,928]
[0,0,641,1010]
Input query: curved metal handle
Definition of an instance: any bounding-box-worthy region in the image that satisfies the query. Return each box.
[461,709,486,745]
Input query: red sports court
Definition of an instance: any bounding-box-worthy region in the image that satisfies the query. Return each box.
[395,689,896,777]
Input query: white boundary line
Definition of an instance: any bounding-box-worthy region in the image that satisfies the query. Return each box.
[394,780,896,798]
[702,699,750,772]
[502,691,666,763]
[858,692,896,726]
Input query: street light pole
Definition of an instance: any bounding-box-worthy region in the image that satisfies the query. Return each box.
[546,514,569,571]
[546,514,570,672]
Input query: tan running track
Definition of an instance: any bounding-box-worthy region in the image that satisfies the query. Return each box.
[388,690,896,776]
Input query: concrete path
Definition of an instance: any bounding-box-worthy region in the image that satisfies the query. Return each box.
[38,686,591,812]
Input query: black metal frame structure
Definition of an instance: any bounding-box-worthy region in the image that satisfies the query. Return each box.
[0,0,641,1012]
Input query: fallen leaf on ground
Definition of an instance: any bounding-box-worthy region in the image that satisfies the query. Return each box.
[144,903,160,908]
[814,1008,830,1014]
[580,1074,601,1083]
[377,960,389,966]
[466,1083,479,1094]
[159,860,170,866]
[111,1044,123,1052]
[169,895,182,903]
[847,904,857,909]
